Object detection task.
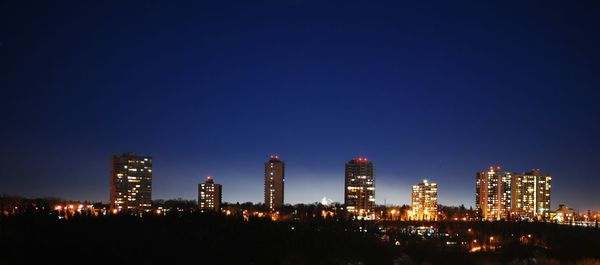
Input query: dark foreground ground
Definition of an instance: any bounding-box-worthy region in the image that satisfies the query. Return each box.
[1,212,599,265]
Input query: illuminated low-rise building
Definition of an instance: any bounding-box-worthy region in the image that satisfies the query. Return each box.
[110,152,152,212]
[344,158,375,218]
[198,176,222,211]
[552,204,574,224]
[411,179,438,220]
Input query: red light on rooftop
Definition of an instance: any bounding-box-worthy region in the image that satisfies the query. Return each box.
[270,154,280,160]
[206,176,213,180]
[489,165,501,170]
[353,157,369,162]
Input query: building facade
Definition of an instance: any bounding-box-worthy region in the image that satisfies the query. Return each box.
[198,176,222,211]
[552,204,574,224]
[110,152,152,212]
[511,169,552,220]
[476,166,552,221]
[475,166,513,220]
[411,179,438,221]
[344,158,375,217]
[264,155,285,210]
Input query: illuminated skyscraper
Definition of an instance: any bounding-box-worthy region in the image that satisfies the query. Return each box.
[110,152,152,212]
[344,158,375,217]
[198,176,222,211]
[475,166,512,220]
[264,155,284,210]
[411,180,438,221]
[511,169,552,220]
[476,166,552,221]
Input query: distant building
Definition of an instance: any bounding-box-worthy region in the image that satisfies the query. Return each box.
[476,166,552,221]
[264,155,284,210]
[475,166,513,220]
[344,158,375,217]
[511,169,552,220]
[198,176,222,211]
[110,152,152,212]
[552,204,574,224]
[411,180,438,220]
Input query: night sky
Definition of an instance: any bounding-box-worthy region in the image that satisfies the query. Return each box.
[1,1,599,210]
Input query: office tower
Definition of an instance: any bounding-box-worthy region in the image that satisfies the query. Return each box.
[475,166,513,220]
[344,158,375,217]
[110,152,152,212]
[411,179,438,221]
[511,169,552,219]
[198,176,222,211]
[264,155,285,210]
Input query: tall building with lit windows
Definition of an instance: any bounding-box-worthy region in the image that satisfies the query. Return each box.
[511,169,552,220]
[344,158,375,217]
[110,152,152,212]
[198,176,222,211]
[476,166,552,221]
[475,166,513,220]
[264,155,285,210]
[411,180,438,221]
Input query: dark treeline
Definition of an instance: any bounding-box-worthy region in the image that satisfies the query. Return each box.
[376,221,600,265]
[1,195,600,264]
[0,194,64,211]
[0,211,393,265]
[2,211,600,265]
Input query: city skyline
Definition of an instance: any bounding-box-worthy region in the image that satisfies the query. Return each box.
[0,148,591,212]
[0,150,594,211]
[1,1,599,211]
[104,152,564,215]
[2,1,600,264]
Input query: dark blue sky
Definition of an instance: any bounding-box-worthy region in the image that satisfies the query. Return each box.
[1,1,599,210]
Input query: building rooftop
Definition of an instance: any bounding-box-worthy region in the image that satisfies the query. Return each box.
[351,157,369,163]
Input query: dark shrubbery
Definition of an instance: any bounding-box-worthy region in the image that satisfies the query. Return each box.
[1,211,599,265]
[0,212,393,265]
